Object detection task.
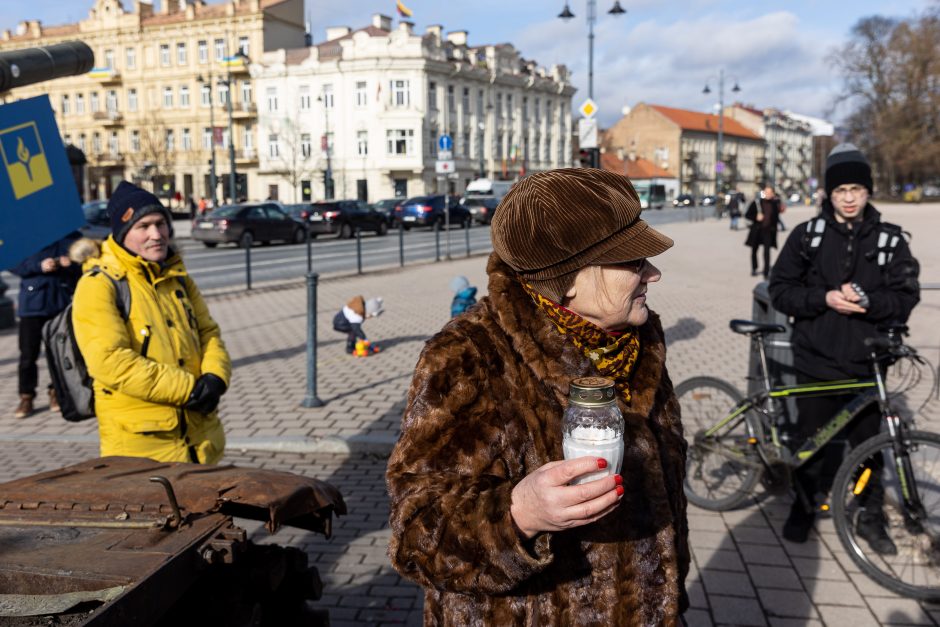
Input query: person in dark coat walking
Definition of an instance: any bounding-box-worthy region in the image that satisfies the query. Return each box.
[745,185,784,277]
[768,143,920,551]
[7,231,82,417]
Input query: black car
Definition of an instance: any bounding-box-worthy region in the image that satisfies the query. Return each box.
[462,196,500,225]
[287,200,389,239]
[673,194,695,208]
[393,195,471,229]
[81,200,111,239]
[371,198,403,223]
[191,202,306,248]
[700,195,717,206]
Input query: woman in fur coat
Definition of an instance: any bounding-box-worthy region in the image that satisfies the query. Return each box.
[387,168,689,626]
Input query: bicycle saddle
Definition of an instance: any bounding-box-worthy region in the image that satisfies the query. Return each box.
[729,320,787,335]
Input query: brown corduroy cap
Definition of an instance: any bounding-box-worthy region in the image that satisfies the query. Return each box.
[491,168,674,300]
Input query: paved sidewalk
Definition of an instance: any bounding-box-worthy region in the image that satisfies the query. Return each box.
[0,202,938,625]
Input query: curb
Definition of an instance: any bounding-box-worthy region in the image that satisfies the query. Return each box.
[0,432,397,456]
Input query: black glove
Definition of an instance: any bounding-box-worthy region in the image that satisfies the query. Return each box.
[185,373,227,415]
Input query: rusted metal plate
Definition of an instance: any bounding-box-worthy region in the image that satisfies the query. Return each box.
[0,456,346,535]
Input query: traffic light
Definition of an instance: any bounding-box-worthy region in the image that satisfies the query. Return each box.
[578,148,599,168]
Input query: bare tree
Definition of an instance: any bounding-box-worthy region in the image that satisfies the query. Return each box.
[269,117,318,203]
[126,110,176,197]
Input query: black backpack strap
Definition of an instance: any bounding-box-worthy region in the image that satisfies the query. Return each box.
[875,222,904,267]
[800,217,826,261]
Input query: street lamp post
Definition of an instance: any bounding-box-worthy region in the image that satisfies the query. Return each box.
[558,0,625,168]
[196,72,218,206]
[317,92,333,200]
[703,69,740,198]
[218,50,249,204]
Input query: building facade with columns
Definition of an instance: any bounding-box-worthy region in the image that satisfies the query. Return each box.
[0,0,305,203]
[723,104,815,197]
[603,102,764,197]
[252,14,575,204]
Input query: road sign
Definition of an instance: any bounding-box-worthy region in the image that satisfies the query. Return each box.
[716,161,725,173]
[437,149,453,161]
[0,95,84,269]
[578,98,597,119]
[578,118,598,149]
[438,134,453,152]
[435,160,456,174]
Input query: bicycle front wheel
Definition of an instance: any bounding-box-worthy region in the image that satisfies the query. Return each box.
[677,376,761,511]
[832,430,940,601]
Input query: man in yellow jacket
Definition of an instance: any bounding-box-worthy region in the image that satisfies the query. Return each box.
[72,181,230,464]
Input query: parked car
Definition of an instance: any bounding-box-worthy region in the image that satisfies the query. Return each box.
[191,202,306,248]
[286,200,388,239]
[394,195,472,229]
[700,195,717,206]
[80,200,111,239]
[462,196,500,225]
[673,194,695,207]
[371,198,404,224]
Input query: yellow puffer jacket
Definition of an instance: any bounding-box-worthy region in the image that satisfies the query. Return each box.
[71,237,231,464]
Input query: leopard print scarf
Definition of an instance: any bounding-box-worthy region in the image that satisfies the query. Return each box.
[521,281,640,403]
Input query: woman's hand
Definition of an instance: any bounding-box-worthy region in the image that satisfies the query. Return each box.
[510,457,624,540]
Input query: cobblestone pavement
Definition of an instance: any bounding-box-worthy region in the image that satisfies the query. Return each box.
[0,202,938,625]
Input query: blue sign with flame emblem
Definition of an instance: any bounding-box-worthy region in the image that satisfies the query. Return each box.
[0,95,83,269]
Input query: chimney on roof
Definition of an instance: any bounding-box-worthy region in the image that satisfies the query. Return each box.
[326,26,352,40]
[373,14,392,30]
[398,21,414,34]
[628,151,636,162]
[426,24,442,42]
[616,148,625,160]
[447,30,468,46]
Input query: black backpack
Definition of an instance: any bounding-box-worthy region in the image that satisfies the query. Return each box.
[43,268,131,422]
[800,216,905,268]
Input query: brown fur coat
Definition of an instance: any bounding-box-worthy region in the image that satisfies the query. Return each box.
[387,254,689,626]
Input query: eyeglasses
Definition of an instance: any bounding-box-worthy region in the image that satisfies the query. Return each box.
[831,184,867,197]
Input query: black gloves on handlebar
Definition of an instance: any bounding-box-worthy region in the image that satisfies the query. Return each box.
[185,373,227,415]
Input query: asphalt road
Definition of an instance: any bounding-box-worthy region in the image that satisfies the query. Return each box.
[0,205,706,293]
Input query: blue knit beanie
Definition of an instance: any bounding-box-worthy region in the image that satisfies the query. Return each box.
[107,181,173,244]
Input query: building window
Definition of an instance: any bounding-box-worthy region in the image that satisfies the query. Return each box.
[507,94,514,119]
[128,88,137,111]
[357,130,368,156]
[496,93,503,119]
[92,132,102,154]
[104,49,114,69]
[126,47,136,69]
[238,36,249,56]
[198,40,207,64]
[109,131,119,156]
[355,81,367,107]
[243,123,253,150]
[165,129,174,151]
[523,97,528,122]
[447,85,455,114]
[477,89,484,116]
[322,84,334,108]
[428,125,438,157]
[163,87,174,108]
[75,94,85,114]
[301,133,311,158]
[78,133,86,151]
[130,130,140,153]
[535,98,540,123]
[60,95,69,115]
[299,85,311,110]
[176,42,187,65]
[106,90,118,112]
[266,87,278,112]
[476,130,484,159]
[203,127,212,149]
[214,39,225,61]
[160,44,170,66]
[201,84,211,107]
[241,81,251,106]
[179,85,190,108]
[218,82,229,106]
[325,132,334,152]
[268,133,279,158]
[463,131,471,158]
[428,81,437,111]
[182,127,192,150]
[90,92,99,113]
[391,79,409,107]
[386,129,414,155]
[462,87,470,113]
[63,133,71,145]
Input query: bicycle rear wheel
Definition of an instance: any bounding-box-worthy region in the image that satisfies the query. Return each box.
[831,430,940,601]
[677,376,762,511]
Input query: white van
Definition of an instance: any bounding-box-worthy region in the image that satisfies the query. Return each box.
[465,178,513,201]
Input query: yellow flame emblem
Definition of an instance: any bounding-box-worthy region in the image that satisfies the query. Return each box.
[16,137,33,180]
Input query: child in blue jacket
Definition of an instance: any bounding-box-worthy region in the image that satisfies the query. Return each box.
[449,276,477,318]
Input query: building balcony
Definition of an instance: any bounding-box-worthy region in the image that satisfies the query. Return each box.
[235,148,258,164]
[93,111,124,126]
[231,102,257,119]
[94,151,125,166]
[88,68,121,84]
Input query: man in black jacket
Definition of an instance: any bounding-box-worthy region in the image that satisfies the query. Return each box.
[769,143,920,552]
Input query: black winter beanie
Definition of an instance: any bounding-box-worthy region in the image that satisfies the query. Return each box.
[107,181,173,244]
[825,143,873,198]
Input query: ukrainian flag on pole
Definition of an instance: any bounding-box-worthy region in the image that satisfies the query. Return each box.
[396,1,413,18]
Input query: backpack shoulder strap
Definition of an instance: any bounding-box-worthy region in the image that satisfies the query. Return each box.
[800,217,826,261]
[87,266,131,321]
[875,222,905,268]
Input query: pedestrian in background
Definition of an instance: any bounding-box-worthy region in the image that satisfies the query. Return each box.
[333,295,384,354]
[769,144,920,551]
[7,231,82,418]
[71,181,231,463]
[727,188,745,231]
[745,185,784,278]
[448,275,477,317]
[388,168,689,624]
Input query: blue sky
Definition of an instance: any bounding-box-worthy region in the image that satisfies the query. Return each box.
[2,0,932,126]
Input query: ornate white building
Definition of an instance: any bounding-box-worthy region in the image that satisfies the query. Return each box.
[252,14,575,203]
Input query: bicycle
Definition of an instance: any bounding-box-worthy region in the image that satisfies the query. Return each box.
[678,319,940,600]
